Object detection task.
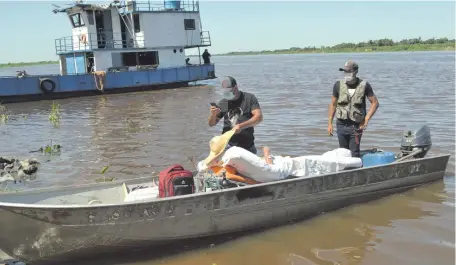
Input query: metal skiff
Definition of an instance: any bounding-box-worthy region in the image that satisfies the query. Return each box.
[0,124,451,264]
[0,153,450,264]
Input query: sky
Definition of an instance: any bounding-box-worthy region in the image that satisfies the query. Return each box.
[0,0,454,64]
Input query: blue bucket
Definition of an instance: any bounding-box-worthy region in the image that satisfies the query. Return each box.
[164,0,181,9]
[362,151,396,167]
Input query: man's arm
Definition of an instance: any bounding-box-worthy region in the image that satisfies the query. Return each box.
[208,112,220,127]
[208,104,223,127]
[364,83,379,122]
[328,82,339,125]
[263,147,273,165]
[238,95,263,129]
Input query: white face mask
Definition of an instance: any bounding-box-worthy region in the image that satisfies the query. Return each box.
[223,92,235,100]
[344,73,356,83]
[222,87,236,100]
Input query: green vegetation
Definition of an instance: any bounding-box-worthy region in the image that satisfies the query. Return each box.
[0,60,58,68]
[0,104,9,123]
[95,165,115,183]
[220,37,455,56]
[40,140,61,156]
[49,101,61,128]
[2,102,58,126]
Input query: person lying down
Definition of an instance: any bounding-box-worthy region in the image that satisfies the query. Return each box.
[197,129,363,183]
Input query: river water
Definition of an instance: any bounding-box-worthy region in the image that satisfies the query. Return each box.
[0,51,454,265]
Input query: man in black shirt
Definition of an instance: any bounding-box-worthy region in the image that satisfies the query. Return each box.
[208,76,263,154]
[202,49,211,64]
[328,60,380,158]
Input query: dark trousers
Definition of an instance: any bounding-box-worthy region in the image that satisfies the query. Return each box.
[336,121,363,158]
[226,143,258,155]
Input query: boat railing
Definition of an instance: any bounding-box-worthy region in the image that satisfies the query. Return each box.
[0,63,215,78]
[55,31,145,54]
[200,31,211,46]
[122,0,199,13]
[184,31,211,48]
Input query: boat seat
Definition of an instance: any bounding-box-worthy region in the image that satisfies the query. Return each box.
[122,182,130,199]
[86,183,130,205]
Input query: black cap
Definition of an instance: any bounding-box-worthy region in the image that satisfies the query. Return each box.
[221,76,237,88]
[339,60,359,72]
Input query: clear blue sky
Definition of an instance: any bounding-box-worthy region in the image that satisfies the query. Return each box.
[0,0,454,64]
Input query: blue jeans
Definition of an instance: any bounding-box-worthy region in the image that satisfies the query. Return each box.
[225,144,258,155]
[336,121,363,158]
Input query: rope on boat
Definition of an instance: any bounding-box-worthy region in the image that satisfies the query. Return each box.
[93,71,106,91]
[88,199,102,205]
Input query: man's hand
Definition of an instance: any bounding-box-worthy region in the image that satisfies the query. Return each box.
[328,96,337,135]
[263,146,273,165]
[360,119,369,130]
[209,106,220,117]
[232,124,241,134]
[327,123,333,136]
[208,106,221,127]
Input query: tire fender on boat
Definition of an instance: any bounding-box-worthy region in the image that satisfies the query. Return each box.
[39,78,56,93]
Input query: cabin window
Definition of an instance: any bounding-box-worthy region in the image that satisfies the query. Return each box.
[122,52,137,67]
[184,19,195,30]
[86,11,94,25]
[133,14,141,33]
[70,13,85,28]
[112,53,123,67]
[138,51,159,65]
[121,51,160,67]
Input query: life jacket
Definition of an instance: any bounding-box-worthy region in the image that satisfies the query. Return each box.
[209,165,260,185]
[336,79,367,123]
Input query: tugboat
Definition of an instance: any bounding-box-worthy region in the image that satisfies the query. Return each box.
[0,0,216,103]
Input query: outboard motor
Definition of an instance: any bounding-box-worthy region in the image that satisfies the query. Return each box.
[398,124,432,159]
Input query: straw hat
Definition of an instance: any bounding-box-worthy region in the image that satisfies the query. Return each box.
[203,129,236,166]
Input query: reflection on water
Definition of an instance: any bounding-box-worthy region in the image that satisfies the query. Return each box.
[0,51,454,265]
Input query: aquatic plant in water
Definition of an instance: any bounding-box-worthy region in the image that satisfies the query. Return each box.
[41,143,61,156]
[95,165,114,182]
[0,104,9,123]
[28,140,61,156]
[48,101,61,127]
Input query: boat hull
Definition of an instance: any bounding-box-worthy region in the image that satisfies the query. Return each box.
[0,64,216,104]
[0,154,450,264]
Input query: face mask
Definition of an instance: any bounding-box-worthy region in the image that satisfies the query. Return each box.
[344,73,356,83]
[222,88,236,100]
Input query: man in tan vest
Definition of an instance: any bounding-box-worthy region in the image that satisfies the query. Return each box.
[327,60,380,158]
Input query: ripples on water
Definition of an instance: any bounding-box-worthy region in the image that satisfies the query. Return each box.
[0,51,454,265]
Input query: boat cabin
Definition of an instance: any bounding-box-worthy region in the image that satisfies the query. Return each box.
[53,0,211,75]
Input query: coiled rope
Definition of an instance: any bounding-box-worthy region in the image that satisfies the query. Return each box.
[93,71,106,91]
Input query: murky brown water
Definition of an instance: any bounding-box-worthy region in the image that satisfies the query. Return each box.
[1,51,455,265]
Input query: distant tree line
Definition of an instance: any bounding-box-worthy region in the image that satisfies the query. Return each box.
[0,60,58,68]
[325,37,454,49]
[224,37,455,55]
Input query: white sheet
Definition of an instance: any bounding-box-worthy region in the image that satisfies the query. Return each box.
[198,146,362,183]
